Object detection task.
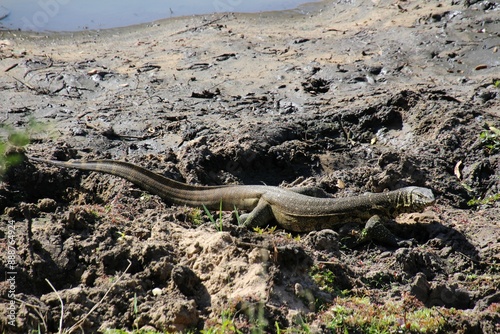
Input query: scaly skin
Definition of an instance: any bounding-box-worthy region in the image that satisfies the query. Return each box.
[29,157,435,233]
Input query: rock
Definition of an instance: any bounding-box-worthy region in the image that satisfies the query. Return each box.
[410,272,430,303]
[37,198,57,212]
[149,299,198,332]
[303,229,340,252]
[428,283,471,309]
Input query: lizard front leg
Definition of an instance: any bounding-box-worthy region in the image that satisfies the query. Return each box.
[357,215,403,247]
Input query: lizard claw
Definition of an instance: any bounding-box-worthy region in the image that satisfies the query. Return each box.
[359,215,399,247]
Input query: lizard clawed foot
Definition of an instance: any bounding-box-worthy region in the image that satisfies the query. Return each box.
[237,213,249,226]
[357,215,400,247]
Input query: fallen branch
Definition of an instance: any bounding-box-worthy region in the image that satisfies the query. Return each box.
[170,14,228,36]
[45,260,132,334]
[65,260,132,333]
[45,279,64,334]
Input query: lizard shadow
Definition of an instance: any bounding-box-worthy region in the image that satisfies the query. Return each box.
[171,265,212,311]
[385,219,480,277]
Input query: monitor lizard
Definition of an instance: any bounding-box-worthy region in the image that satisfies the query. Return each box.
[29,157,435,235]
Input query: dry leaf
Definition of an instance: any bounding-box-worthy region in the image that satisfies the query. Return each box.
[454,160,463,180]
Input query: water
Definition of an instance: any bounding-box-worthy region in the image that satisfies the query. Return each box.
[0,0,320,32]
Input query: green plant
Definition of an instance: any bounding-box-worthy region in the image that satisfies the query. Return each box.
[89,208,102,218]
[246,302,268,334]
[140,192,152,202]
[294,314,311,334]
[104,204,113,213]
[322,295,450,333]
[0,129,28,179]
[132,292,139,330]
[117,231,127,241]
[327,304,350,331]
[233,205,242,226]
[310,265,336,294]
[188,207,204,225]
[479,124,500,155]
[274,321,282,334]
[467,192,500,206]
[203,201,223,232]
[252,225,277,235]
[28,324,42,334]
[285,233,301,241]
[133,293,138,315]
[104,330,166,334]
[0,119,53,178]
[201,309,242,334]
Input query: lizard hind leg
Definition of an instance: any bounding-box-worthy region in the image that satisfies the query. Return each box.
[239,199,275,229]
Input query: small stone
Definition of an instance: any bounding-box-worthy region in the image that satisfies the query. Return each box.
[410,272,430,303]
[294,283,304,297]
[152,288,163,296]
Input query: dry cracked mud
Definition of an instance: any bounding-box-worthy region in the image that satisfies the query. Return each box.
[0,0,499,333]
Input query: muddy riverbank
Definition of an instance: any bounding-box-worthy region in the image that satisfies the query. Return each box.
[1,0,499,332]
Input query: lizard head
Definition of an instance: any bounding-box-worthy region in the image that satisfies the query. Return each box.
[404,186,435,210]
[382,186,435,217]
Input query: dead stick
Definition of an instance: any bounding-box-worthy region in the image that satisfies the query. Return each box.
[170,14,228,36]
